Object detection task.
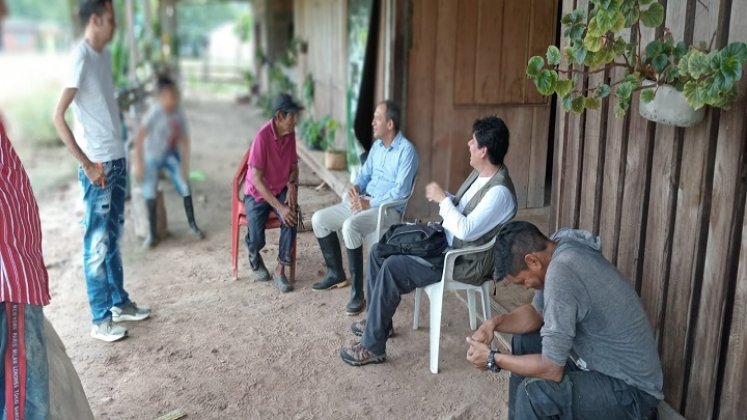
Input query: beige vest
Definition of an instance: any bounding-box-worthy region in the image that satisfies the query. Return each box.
[449,165,517,285]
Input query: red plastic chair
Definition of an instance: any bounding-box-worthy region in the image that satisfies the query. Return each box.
[231,149,297,281]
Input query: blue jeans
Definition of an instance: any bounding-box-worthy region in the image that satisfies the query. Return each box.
[361,243,443,354]
[79,158,131,323]
[509,332,660,420]
[244,188,296,268]
[142,151,191,200]
[0,304,48,420]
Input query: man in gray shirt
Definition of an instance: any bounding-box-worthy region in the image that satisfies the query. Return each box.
[466,221,662,419]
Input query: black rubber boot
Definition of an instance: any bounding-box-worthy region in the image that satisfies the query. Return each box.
[143,199,158,248]
[345,246,365,315]
[183,195,205,239]
[312,233,350,290]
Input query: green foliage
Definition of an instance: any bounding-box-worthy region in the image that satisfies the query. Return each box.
[525,0,747,117]
[299,115,339,151]
[5,89,65,148]
[7,0,70,24]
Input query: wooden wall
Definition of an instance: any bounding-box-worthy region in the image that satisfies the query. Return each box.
[294,0,348,149]
[406,0,558,218]
[551,1,747,418]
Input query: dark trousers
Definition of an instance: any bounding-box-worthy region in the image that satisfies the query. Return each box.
[244,188,296,268]
[361,243,443,355]
[509,332,660,420]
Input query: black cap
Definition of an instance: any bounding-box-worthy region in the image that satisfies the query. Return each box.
[272,93,304,115]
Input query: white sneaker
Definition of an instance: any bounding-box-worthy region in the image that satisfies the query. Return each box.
[111,302,151,322]
[91,319,128,342]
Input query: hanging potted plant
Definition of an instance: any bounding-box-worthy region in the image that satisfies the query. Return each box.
[525,0,747,127]
[319,116,345,170]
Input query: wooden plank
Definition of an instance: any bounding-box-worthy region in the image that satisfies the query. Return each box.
[577,69,607,234]
[720,189,747,420]
[453,0,478,104]
[615,19,657,284]
[527,106,550,208]
[432,0,460,196]
[497,0,532,103]
[550,0,575,231]
[639,121,680,335]
[525,0,558,104]
[685,1,747,417]
[473,0,504,103]
[502,108,534,209]
[405,0,438,218]
[597,58,631,264]
[661,0,718,411]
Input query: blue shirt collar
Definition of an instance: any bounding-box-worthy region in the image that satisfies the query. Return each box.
[376,131,403,149]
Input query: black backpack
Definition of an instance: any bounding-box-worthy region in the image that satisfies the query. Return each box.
[376,223,448,259]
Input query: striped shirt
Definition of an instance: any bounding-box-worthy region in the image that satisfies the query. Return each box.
[0,120,50,306]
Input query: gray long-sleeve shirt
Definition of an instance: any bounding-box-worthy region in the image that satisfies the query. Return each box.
[532,229,664,399]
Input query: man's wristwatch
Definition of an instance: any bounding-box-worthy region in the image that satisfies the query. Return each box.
[487,350,502,372]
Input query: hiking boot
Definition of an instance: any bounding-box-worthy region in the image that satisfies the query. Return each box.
[91,319,128,342]
[253,259,271,282]
[350,319,394,338]
[111,302,151,322]
[340,342,386,366]
[274,273,293,293]
[312,234,349,291]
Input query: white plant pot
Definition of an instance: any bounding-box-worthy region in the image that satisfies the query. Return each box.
[638,82,705,127]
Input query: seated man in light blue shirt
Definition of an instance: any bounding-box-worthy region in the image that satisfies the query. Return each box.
[311,100,419,316]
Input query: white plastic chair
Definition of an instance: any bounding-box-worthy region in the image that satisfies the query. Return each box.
[413,236,496,374]
[368,180,418,245]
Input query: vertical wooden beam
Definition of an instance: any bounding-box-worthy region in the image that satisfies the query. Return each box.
[661,0,719,411]
[473,0,504,103]
[719,173,747,419]
[615,16,657,283]
[685,1,745,418]
[125,0,137,84]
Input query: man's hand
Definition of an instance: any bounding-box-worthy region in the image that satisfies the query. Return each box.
[347,185,361,201]
[466,337,491,371]
[277,204,298,226]
[350,196,371,214]
[471,320,496,347]
[425,182,447,203]
[83,162,106,187]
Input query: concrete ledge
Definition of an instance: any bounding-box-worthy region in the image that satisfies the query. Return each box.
[296,140,349,198]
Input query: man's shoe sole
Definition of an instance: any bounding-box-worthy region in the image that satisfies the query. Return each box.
[91,330,128,342]
[112,313,150,322]
[312,280,350,291]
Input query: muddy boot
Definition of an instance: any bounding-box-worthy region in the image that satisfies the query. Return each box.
[345,246,365,315]
[312,233,350,290]
[143,199,158,248]
[183,195,205,239]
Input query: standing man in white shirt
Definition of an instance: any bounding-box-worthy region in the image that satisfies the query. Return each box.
[54,0,150,343]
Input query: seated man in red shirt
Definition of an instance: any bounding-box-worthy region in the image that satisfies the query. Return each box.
[0,119,52,418]
[243,94,302,293]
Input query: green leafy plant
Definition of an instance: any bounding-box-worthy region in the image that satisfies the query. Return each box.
[526,0,747,117]
[299,115,339,151]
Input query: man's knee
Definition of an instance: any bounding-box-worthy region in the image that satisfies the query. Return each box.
[515,377,572,418]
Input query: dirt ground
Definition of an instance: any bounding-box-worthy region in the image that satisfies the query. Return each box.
[29,96,513,419]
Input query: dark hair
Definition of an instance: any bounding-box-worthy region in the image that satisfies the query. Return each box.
[378,100,401,131]
[156,75,177,93]
[79,0,112,26]
[473,116,509,166]
[494,221,549,280]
